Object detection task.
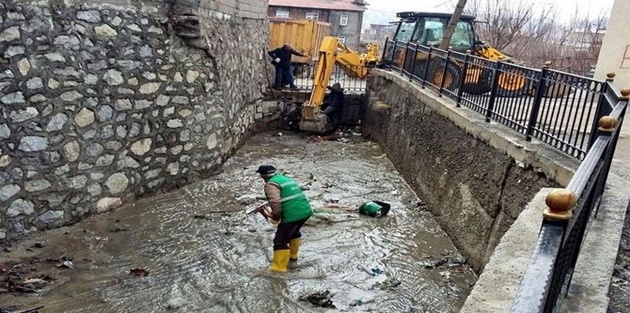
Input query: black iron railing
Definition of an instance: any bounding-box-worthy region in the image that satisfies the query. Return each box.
[381,39,609,160]
[510,87,628,312]
[291,62,368,93]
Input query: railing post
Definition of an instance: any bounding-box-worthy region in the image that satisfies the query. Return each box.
[421,47,433,88]
[381,37,389,64]
[486,61,501,122]
[438,48,452,97]
[456,50,471,107]
[588,73,615,149]
[390,41,397,66]
[510,188,576,313]
[597,89,629,203]
[401,41,410,76]
[525,61,551,141]
[409,44,417,82]
[593,108,625,220]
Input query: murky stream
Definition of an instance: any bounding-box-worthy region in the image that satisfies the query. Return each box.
[1,132,476,312]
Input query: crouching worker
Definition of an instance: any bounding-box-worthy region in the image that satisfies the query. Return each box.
[256,165,313,273]
[322,83,345,131]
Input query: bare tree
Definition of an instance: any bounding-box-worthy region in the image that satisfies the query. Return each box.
[464,0,557,52]
[462,0,607,74]
[439,0,468,50]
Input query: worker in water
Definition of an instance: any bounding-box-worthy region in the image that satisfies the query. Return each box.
[256,165,313,273]
[322,83,345,131]
[268,43,309,90]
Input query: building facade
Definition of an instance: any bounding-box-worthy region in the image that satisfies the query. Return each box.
[594,0,630,89]
[361,23,395,44]
[267,0,367,49]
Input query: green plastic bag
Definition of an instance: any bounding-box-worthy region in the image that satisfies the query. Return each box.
[359,201,391,217]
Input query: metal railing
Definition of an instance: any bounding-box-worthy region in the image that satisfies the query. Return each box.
[381,39,608,160]
[266,62,369,104]
[380,39,629,312]
[291,62,368,93]
[510,87,628,312]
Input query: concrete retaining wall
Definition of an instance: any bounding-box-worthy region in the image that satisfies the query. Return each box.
[362,70,580,272]
[0,0,269,240]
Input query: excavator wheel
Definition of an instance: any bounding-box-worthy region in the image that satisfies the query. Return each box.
[428,60,460,92]
[495,68,529,97]
[461,67,493,95]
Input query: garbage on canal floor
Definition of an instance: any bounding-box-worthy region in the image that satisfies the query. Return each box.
[129,268,149,277]
[298,290,336,308]
[358,200,391,217]
[0,305,45,313]
[349,295,376,307]
[1,261,55,294]
[422,255,468,270]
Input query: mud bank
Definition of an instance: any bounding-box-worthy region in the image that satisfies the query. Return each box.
[363,70,564,272]
[1,132,476,313]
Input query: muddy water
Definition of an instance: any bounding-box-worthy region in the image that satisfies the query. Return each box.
[1,132,476,312]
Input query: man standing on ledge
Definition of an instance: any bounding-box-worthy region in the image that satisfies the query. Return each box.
[257,165,313,273]
[268,43,309,90]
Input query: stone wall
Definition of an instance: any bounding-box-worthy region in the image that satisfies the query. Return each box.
[363,70,568,272]
[0,0,269,240]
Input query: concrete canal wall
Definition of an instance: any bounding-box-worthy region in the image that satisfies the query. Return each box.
[362,69,579,272]
[0,0,269,240]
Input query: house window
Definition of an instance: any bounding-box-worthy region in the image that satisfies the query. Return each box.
[339,14,349,26]
[276,10,290,18]
[305,13,319,20]
[337,36,346,44]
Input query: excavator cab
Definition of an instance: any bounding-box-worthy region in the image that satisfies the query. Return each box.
[383,12,477,67]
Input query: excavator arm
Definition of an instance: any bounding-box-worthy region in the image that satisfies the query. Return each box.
[299,36,380,133]
[474,42,517,63]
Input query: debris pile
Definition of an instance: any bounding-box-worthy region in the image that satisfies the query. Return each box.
[309,126,362,143]
[422,255,467,271]
[372,277,402,290]
[0,305,44,313]
[129,268,150,277]
[0,262,55,294]
[298,290,336,308]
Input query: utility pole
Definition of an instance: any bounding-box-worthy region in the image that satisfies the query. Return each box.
[439,0,468,50]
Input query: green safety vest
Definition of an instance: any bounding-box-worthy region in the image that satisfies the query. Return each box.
[268,174,313,223]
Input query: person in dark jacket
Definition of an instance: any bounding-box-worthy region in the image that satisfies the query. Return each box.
[322,83,345,131]
[268,43,308,90]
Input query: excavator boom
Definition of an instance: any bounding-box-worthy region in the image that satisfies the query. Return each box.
[299,36,380,133]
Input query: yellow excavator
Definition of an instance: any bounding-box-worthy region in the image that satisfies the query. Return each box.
[298,36,380,133]
[382,12,529,97]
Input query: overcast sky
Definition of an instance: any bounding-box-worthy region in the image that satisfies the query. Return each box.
[364,0,614,23]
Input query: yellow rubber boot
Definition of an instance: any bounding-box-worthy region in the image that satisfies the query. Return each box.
[269,249,291,273]
[289,238,301,261]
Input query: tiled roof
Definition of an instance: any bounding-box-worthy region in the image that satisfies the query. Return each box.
[268,0,367,12]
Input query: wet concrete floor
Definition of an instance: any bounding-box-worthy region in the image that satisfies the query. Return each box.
[1,132,476,312]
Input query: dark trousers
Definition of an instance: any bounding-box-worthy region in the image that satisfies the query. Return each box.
[323,105,341,129]
[273,218,308,250]
[274,66,296,89]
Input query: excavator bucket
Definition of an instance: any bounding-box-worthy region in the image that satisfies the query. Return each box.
[298,36,380,134]
[299,105,329,133]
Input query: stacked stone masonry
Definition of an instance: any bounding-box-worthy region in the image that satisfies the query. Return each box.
[0,0,269,240]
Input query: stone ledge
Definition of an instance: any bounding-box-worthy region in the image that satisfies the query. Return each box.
[372,69,580,187]
[460,188,549,312]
